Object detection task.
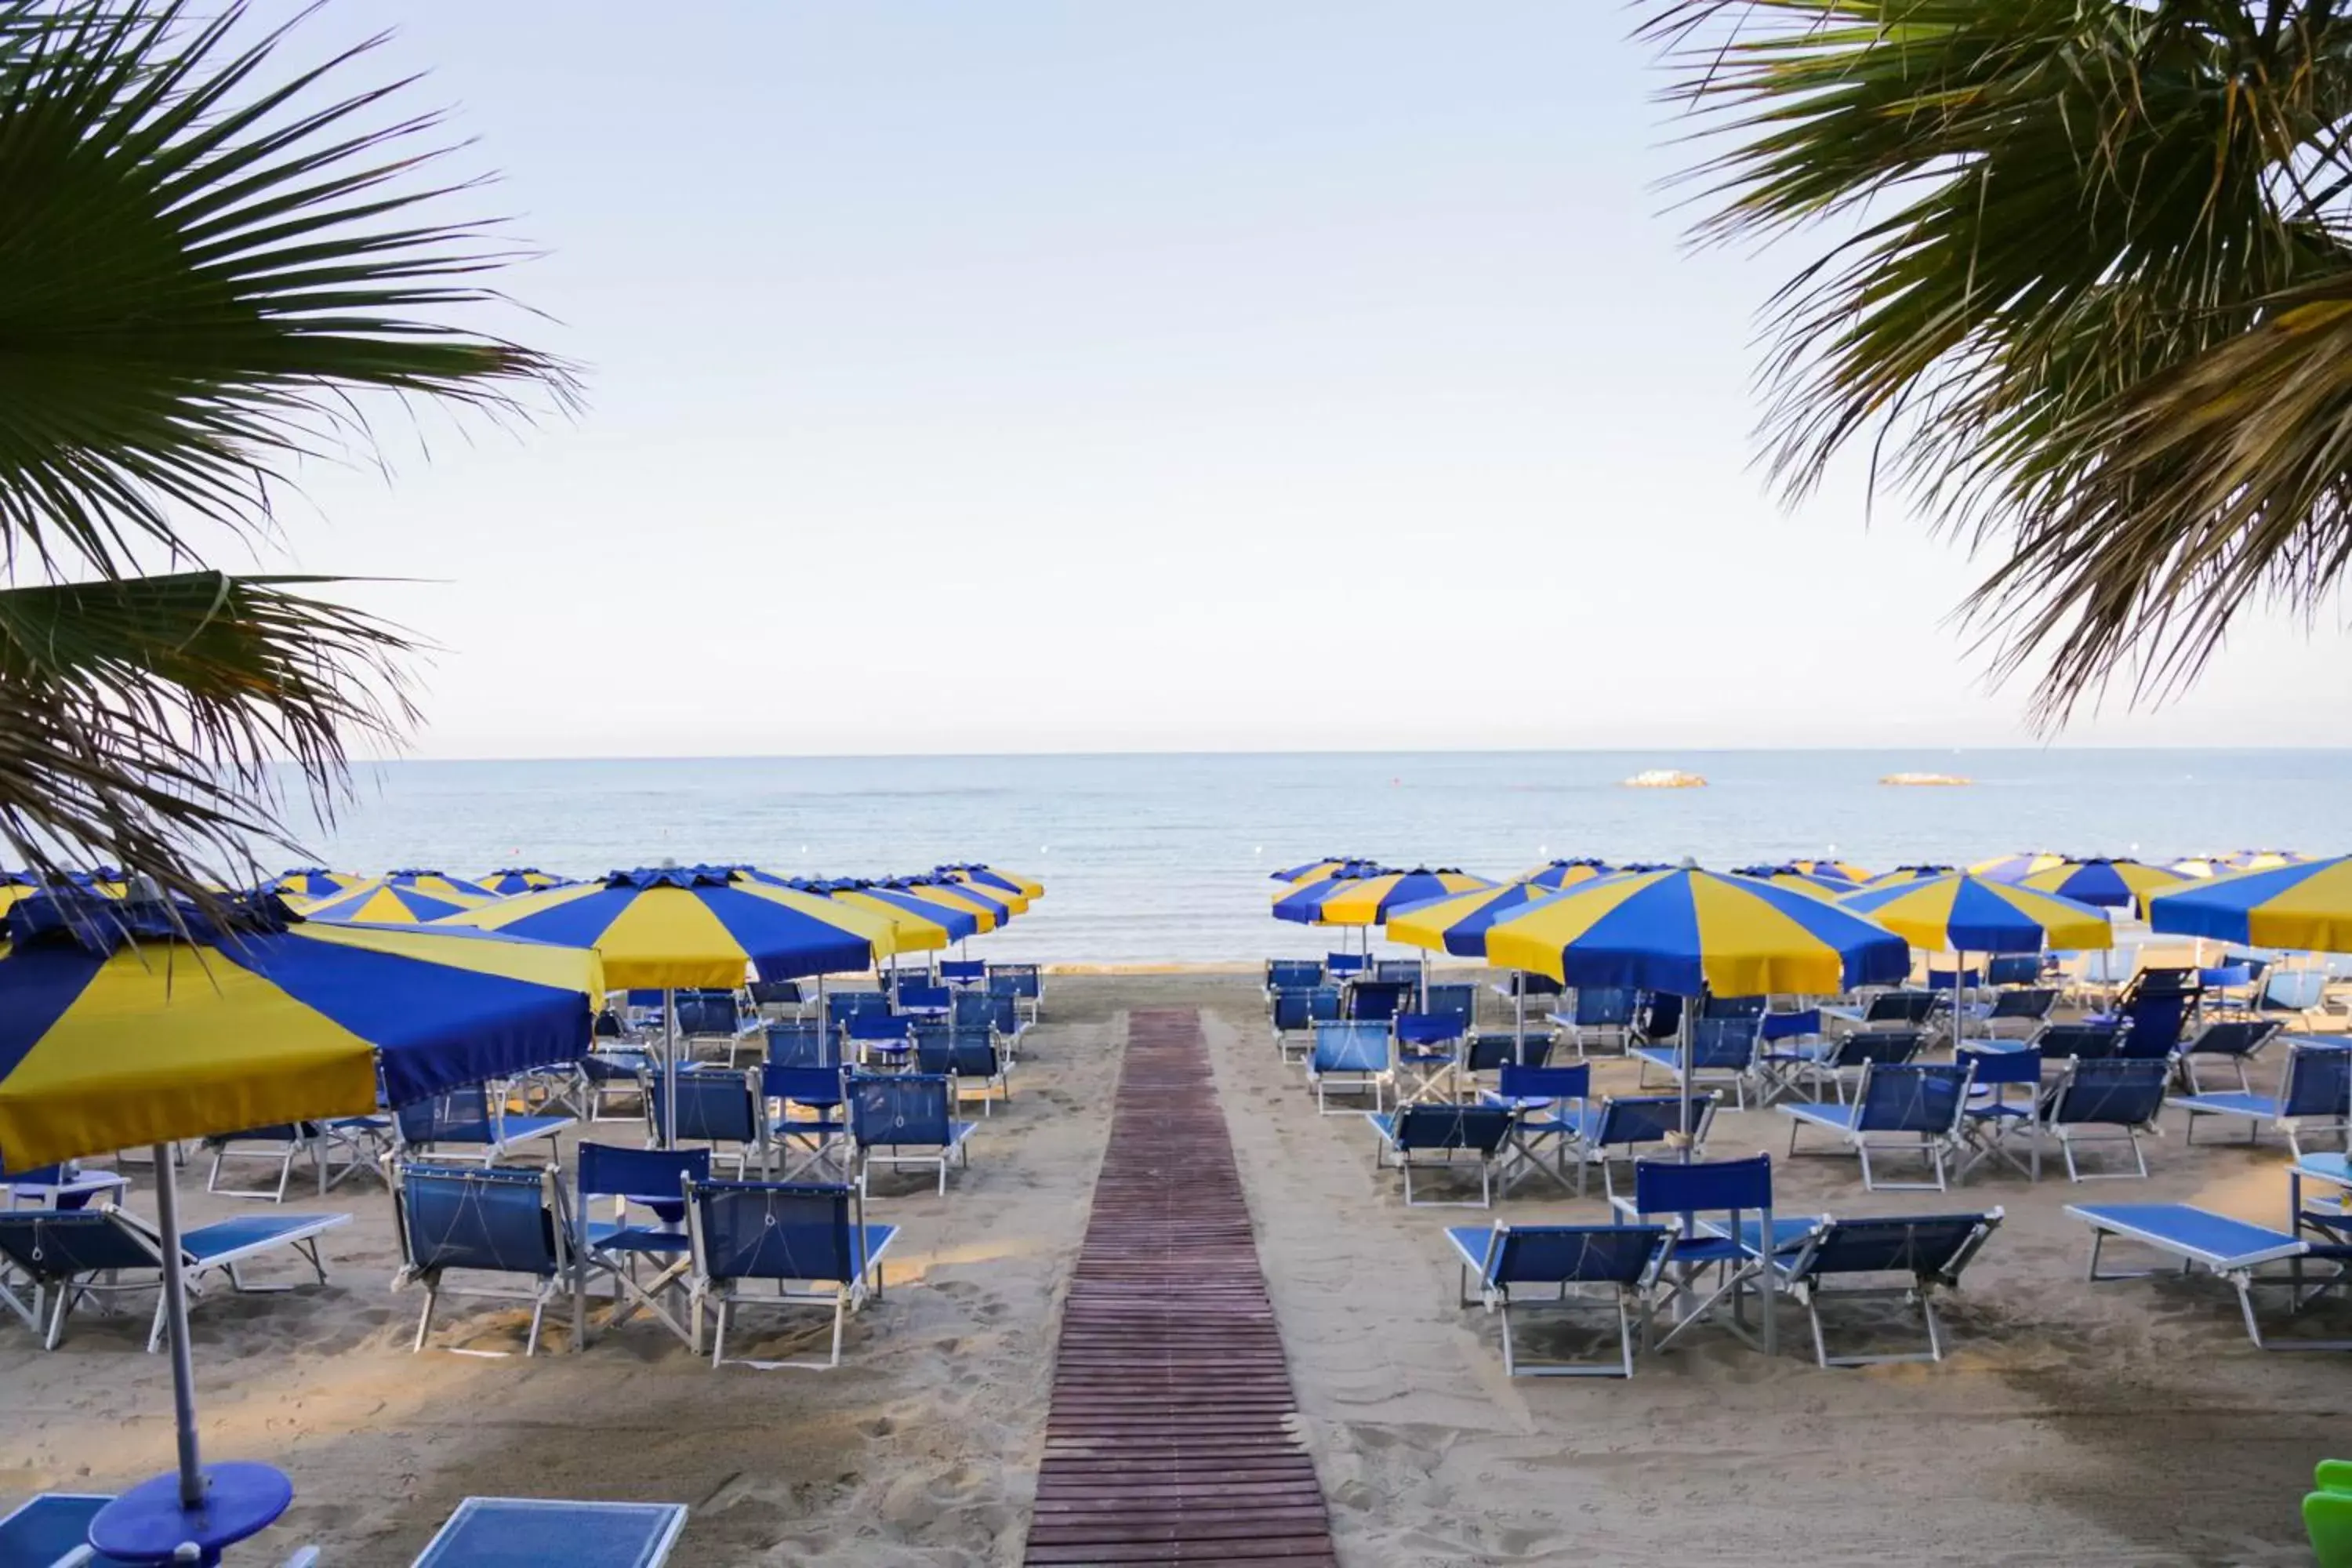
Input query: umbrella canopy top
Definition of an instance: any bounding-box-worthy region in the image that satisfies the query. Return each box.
[1386,881,1558,958]
[300,878,492,924]
[1866,865,1958,887]
[479,867,572,895]
[1484,867,1910,996]
[271,866,367,899]
[386,869,495,902]
[1730,865,1864,899]
[937,862,1046,900]
[1268,856,1377,885]
[1308,869,1494,927]
[1838,873,2111,954]
[1966,852,2071,885]
[1792,858,1872,883]
[2144,855,2352,952]
[0,891,603,1171]
[2016,857,2182,910]
[1519,858,1613,891]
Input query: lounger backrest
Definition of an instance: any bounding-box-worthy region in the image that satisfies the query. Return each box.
[2118,993,2189,1058]
[2197,964,2252,991]
[762,1063,845,1107]
[848,1073,954,1145]
[1702,993,1766,1020]
[1424,983,1476,1023]
[845,1011,911,1044]
[1573,986,1633,1027]
[395,1164,564,1278]
[673,993,742,1036]
[1395,1012,1465,1047]
[766,1022,838,1069]
[987,964,1043,998]
[900,985,953,1012]
[1325,952,1365,975]
[1630,1152,1772,1224]
[1346,982,1408,1023]
[2035,1022,2124,1060]
[941,960,987,985]
[1639,993,1682,1040]
[2282,1045,2352,1119]
[2047,1058,2169,1127]
[1960,1045,2042,1087]
[1466,1033,1553,1072]
[577,1142,710,1207]
[1984,956,2042,986]
[750,978,806,1006]
[1497,1062,1589,1102]
[1795,1212,2000,1283]
[0,1207,156,1279]
[2259,971,2328,1011]
[1926,968,1981,993]
[687,1179,855,1285]
[649,1069,761,1145]
[1267,959,1323,992]
[1593,1093,1711,1149]
[825,991,888,1029]
[1396,1105,1514,1153]
[1485,1224,1670,1289]
[394,1083,494,1147]
[949,988,995,1025]
[1271,989,1317,1032]
[1311,1022,1390,1074]
[1991,987,2058,1020]
[1834,1029,1923,1070]
[1514,971,1564,996]
[1866,993,1934,1025]
[914,1029,999,1077]
[2183,1018,2279,1059]
[1853,1062,1971,1134]
[1374,960,1421,985]
[1688,1015,1759,1069]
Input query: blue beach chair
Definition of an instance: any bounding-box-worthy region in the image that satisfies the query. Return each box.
[913,1027,1011,1114]
[1365,1104,1515,1207]
[1614,1155,1780,1357]
[1741,1210,2005,1367]
[1762,1026,1925,1108]
[986,962,1044,1023]
[2170,1040,2352,1159]
[645,1067,770,1176]
[1781,1062,1973,1192]
[1446,1223,1675,1377]
[941,958,988,989]
[2068,1202,2352,1351]
[393,1083,573,1167]
[843,1010,913,1071]
[1634,1016,1763,1109]
[684,1179,897,1369]
[571,1143,708,1349]
[2027,1018,2131,1062]
[1958,1044,2045,1181]
[0,1204,348,1352]
[0,1493,142,1568]
[392,1163,575,1356]
[1391,1012,1467,1105]
[1551,986,1635,1056]
[845,1073,975,1196]
[1265,958,1323,996]
[2177,1018,2285,1094]
[1271,985,1343,1062]
[1481,1063,1588,1194]
[1306,1022,1392,1115]
[2033,1057,2172,1181]
[1559,1092,1717,1200]
[409,1497,687,1567]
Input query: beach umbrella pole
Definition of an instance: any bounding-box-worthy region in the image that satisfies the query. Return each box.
[151,1143,205,1507]
[1678,997,1695,1163]
[662,989,680,1148]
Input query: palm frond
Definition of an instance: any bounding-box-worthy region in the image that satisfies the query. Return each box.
[0,0,579,580]
[1640,0,2352,719]
[0,569,416,895]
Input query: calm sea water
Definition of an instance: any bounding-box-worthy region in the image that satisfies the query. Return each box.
[292,750,2349,964]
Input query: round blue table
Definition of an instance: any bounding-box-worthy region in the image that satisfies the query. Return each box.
[89,1462,293,1566]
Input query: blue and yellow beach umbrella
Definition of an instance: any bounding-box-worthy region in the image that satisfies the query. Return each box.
[441,866,896,987]
[1794,858,1872,884]
[2166,856,2226,880]
[1269,857,1375,886]
[1731,864,1862,899]
[1866,864,1958,887]
[1485,866,1910,996]
[2016,857,2181,911]
[933,869,1030,916]
[1519,858,1613,891]
[1967,851,2070,885]
[387,868,495,902]
[2227,848,2310,873]
[884,875,1012,931]
[272,866,368,899]
[800,880,964,948]
[479,867,571,896]
[0,894,604,1171]
[940,862,1046,901]
[1838,873,2110,955]
[1387,882,1559,957]
[2145,855,2352,951]
[1307,868,1494,927]
[301,877,493,924]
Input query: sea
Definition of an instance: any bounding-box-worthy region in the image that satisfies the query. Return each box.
[286,750,2350,965]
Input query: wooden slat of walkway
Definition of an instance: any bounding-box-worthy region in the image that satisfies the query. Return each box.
[1022,1009,1338,1567]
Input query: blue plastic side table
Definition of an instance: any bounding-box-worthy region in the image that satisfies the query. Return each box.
[89,1463,292,1566]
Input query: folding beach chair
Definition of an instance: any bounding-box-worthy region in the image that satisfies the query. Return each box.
[824,989,890,1034]
[2068,1202,2352,1351]
[393,1083,572,1167]
[1968,986,2059,1040]
[204,1119,387,1203]
[1345,980,1410,1025]
[913,1027,1011,1114]
[1828,990,1936,1030]
[845,1073,975,1196]
[1305,1022,1392,1115]
[1270,985,1342,1062]
[749,978,807,1018]
[1958,1044,2045,1181]
[2256,969,2336,1029]
[1324,951,1367,984]
[0,1204,348,1352]
[645,1067,771,1176]
[409,1497,688,1567]
[1391,1012,1467,1105]
[1550,986,1635,1056]
[941,958,989,989]
[1365,1103,1514,1207]
[580,1047,654,1123]
[897,983,953,1018]
[2102,991,2191,1061]
[986,962,1044,1023]
[571,1143,708,1349]
[1423,982,1477,1028]
[2177,1018,2287,1094]
[1265,958,1323,997]
[1481,1063,1588,1194]
[1762,1025,1924,1108]
[1446,1223,1675,1377]
[392,1163,575,1356]
[1614,1155,1780,1357]
[2028,1018,2131,1062]
[1633,1015,1763,1109]
[685,1178,897,1369]
[2194,964,2256,1017]
[1741,1210,2005,1367]
[1557,1092,1718,1200]
[1782,1062,1973,1192]
[762,1062,850,1181]
[2033,1057,2172,1181]
[2171,1040,2352,1159]
[1462,1031,1553,1080]
[843,1009,913,1071]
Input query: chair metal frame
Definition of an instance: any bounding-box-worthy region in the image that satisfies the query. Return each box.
[391,1162,575,1357]
[1450,1222,1675,1377]
[684,1178,895,1369]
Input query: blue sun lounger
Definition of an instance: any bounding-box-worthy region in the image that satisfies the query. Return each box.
[0,1493,137,1567]
[684,1179,896,1369]
[1305,1022,1391,1115]
[1366,1104,1514,1208]
[2169,1040,2352,1160]
[1446,1223,1675,1376]
[1731,1210,2004,1367]
[2067,1202,2352,1351]
[1781,1062,1973,1192]
[393,1163,575,1356]
[409,1497,687,1567]
[0,1205,349,1352]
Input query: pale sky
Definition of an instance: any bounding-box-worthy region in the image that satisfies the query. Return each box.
[242,2,2352,758]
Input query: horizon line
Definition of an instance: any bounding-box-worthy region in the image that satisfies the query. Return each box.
[336,742,2352,766]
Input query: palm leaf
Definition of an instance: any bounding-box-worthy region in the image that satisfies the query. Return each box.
[0,569,415,895]
[0,0,579,579]
[1641,1,2352,720]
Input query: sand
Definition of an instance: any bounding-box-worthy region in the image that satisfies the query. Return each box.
[2,973,2346,1565]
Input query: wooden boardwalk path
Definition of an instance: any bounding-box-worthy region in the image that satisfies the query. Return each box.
[1021,1008,1338,1566]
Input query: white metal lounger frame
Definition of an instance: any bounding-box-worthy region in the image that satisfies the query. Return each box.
[2069,1204,2352,1352]
[1764,1210,2005,1369]
[205,1120,387,1203]
[409,1497,687,1568]
[12,1206,347,1352]
[1450,1226,1676,1377]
